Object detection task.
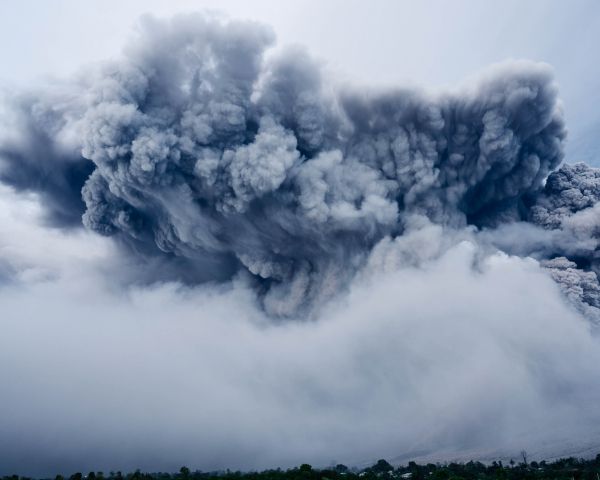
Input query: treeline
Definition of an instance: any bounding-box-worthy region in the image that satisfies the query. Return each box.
[5,455,600,480]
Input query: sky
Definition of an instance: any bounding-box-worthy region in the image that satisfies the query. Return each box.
[0,0,599,163]
[2,1,600,477]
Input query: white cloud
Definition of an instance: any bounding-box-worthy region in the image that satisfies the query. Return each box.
[1,188,599,475]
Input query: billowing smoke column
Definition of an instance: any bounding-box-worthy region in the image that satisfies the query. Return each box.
[531,163,600,319]
[2,14,600,318]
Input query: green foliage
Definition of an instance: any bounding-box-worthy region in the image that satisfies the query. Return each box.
[370,461,394,474]
[5,455,600,480]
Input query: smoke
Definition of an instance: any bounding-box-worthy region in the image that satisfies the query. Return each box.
[0,14,576,316]
[2,12,600,476]
[0,88,94,227]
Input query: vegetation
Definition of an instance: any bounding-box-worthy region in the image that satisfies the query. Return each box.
[6,454,600,480]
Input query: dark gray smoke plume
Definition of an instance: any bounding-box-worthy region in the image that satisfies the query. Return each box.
[0,90,94,227]
[3,13,600,318]
[529,163,600,319]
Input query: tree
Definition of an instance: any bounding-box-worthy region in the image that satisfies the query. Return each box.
[371,460,393,473]
[180,467,191,478]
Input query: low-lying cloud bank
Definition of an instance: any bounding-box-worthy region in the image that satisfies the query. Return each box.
[1,13,600,477]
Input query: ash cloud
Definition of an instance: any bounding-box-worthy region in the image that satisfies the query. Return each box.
[0,90,94,227]
[2,13,588,317]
